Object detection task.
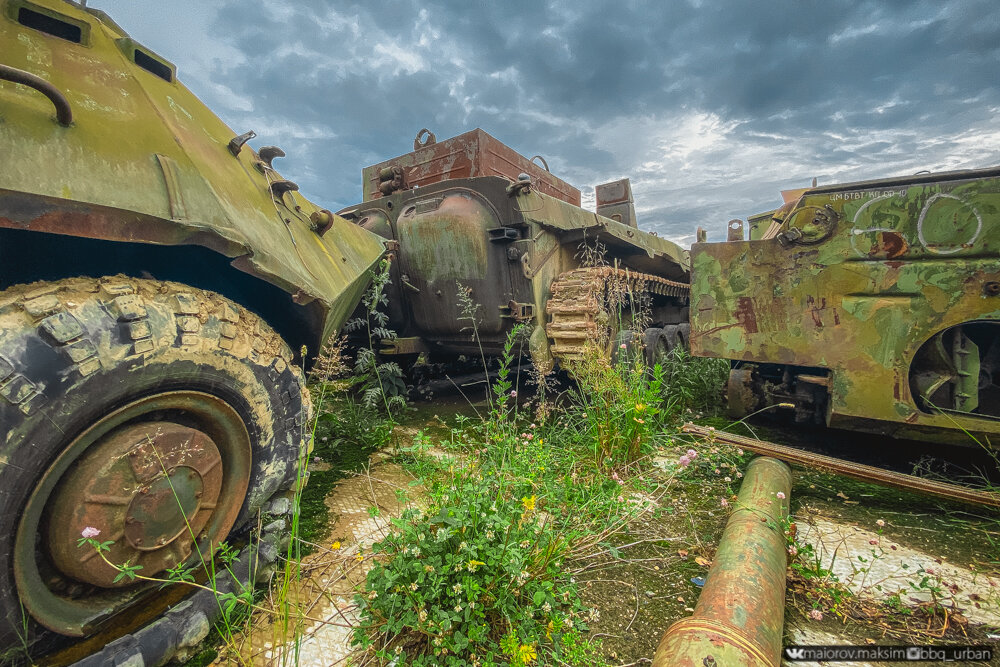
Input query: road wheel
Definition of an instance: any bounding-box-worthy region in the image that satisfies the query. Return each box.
[663,324,690,355]
[0,276,307,663]
[643,327,671,370]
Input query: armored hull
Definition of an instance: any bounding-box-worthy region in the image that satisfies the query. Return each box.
[690,166,1000,445]
[340,129,691,373]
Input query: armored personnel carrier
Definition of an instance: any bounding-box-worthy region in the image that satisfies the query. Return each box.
[0,1,385,663]
[690,166,1000,446]
[338,129,691,375]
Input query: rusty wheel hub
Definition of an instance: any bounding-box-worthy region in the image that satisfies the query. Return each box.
[15,391,252,637]
[47,422,225,588]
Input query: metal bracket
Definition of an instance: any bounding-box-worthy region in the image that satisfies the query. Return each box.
[489,227,519,242]
[309,210,334,236]
[269,180,299,196]
[413,128,436,150]
[500,301,534,321]
[228,129,256,156]
[258,146,285,168]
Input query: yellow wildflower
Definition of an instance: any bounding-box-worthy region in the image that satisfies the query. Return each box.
[518,644,537,664]
[467,559,485,572]
[546,620,555,640]
[331,541,342,550]
[354,553,364,563]
[521,495,537,512]
[635,403,646,412]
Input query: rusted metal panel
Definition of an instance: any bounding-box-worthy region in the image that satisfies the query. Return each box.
[595,178,637,228]
[690,166,1000,444]
[653,456,791,667]
[362,128,582,206]
[340,173,691,364]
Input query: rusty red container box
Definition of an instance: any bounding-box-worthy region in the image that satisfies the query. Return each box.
[362,128,581,206]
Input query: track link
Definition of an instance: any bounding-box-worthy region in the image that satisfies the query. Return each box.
[545,266,689,366]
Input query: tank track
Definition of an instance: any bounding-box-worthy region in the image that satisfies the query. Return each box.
[545,266,689,366]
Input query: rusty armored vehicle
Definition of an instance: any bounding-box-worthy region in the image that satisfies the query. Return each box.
[0,1,384,663]
[690,166,1000,446]
[337,129,691,376]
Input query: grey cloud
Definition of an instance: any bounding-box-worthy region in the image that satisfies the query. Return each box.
[96,0,1000,241]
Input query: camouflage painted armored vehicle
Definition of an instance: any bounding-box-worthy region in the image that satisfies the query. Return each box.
[338,129,691,375]
[0,1,384,663]
[690,166,1000,446]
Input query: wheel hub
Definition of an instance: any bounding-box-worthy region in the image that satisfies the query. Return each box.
[47,421,224,588]
[15,391,252,637]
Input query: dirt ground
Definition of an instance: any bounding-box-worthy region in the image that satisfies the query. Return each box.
[222,400,1000,666]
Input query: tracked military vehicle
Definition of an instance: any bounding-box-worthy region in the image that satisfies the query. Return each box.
[338,129,691,375]
[690,167,1000,446]
[0,1,385,664]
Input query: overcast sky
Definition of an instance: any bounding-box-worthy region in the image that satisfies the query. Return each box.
[94,0,1000,245]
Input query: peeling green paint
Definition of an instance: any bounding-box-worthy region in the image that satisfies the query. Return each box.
[691,167,1000,445]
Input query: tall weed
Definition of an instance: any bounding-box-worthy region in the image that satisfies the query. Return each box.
[567,344,672,469]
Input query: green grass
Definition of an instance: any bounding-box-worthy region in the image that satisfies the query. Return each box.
[297,395,394,546]
[349,331,733,665]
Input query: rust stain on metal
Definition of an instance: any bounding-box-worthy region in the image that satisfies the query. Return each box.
[734,296,759,334]
[362,128,582,206]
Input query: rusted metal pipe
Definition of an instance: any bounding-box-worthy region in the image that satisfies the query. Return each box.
[653,456,791,667]
[0,63,73,126]
[682,423,1000,508]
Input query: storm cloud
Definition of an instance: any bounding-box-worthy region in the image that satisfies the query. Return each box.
[97,0,1000,243]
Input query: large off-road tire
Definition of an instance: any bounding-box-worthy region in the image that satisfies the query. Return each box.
[0,276,308,665]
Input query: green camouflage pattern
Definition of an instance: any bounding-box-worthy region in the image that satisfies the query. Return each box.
[691,166,1000,444]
